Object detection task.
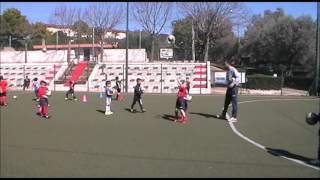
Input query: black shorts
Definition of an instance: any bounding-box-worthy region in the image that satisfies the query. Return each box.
[39,98,48,106]
[117,88,121,93]
[0,92,6,97]
[176,97,187,110]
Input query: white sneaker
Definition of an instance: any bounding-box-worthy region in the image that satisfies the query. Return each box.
[105,111,113,115]
[228,117,238,123]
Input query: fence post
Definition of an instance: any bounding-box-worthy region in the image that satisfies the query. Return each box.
[281,71,284,96]
[123,64,125,94]
[161,63,163,94]
[200,63,202,95]
[87,63,89,92]
[240,71,242,95]
[54,64,56,92]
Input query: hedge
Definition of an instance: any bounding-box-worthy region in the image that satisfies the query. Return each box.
[284,77,314,90]
[245,74,282,90]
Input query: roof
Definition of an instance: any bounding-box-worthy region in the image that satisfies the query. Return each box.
[33,44,118,50]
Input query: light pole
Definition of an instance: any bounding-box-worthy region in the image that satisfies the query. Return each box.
[315,1,319,96]
[56,32,58,50]
[139,29,141,49]
[92,27,95,62]
[125,2,129,93]
[192,19,195,62]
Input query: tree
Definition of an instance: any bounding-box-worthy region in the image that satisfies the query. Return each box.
[172,17,193,61]
[242,8,316,77]
[132,2,172,61]
[178,2,248,62]
[172,15,238,63]
[83,2,124,62]
[51,5,78,62]
[0,8,32,48]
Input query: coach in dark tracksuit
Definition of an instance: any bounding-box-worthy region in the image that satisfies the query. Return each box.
[130,78,146,113]
[309,113,320,166]
[220,61,241,123]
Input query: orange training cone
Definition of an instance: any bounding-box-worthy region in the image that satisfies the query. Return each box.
[82,94,87,102]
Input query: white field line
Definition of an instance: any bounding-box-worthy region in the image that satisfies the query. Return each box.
[226,98,319,171]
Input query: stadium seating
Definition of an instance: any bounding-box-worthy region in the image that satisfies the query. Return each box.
[88,62,211,94]
[0,63,62,90]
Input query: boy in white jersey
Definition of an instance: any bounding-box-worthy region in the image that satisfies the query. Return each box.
[104,81,114,115]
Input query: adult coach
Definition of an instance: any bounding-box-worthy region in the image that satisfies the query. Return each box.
[217,61,241,123]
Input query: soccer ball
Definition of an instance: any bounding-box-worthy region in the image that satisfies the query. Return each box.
[13,95,17,99]
[306,112,318,125]
[46,90,52,96]
[167,35,175,43]
[184,95,192,101]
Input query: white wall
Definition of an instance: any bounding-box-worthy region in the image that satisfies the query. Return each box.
[102,49,147,63]
[0,50,69,63]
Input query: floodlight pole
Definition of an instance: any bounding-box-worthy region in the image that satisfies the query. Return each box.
[315,1,320,96]
[125,2,129,93]
[92,27,95,62]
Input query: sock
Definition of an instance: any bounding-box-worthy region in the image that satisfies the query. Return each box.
[43,106,48,116]
[38,106,42,113]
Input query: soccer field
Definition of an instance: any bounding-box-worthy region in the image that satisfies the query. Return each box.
[0,91,319,177]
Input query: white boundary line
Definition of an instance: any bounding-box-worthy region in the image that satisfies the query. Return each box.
[226,98,320,171]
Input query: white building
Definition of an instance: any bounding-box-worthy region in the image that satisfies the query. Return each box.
[46,24,126,39]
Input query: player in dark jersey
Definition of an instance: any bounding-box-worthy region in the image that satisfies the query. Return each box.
[130,78,146,113]
[115,76,123,101]
[65,80,77,101]
[186,77,191,94]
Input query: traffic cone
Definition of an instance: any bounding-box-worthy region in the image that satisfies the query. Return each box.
[82,94,87,102]
[99,92,104,99]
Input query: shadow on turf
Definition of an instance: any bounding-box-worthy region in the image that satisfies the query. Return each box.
[96,110,105,114]
[161,114,176,122]
[189,112,227,121]
[266,147,318,166]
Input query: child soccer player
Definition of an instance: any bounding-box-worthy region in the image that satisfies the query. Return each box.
[104,81,114,115]
[130,78,146,113]
[37,80,50,119]
[65,80,77,101]
[115,76,123,101]
[186,77,191,94]
[0,75,8,106]
[174,79,188,124]
[32,77,40,101]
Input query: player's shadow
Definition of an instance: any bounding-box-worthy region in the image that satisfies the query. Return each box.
[189,112,227,121]
[162,114,176,122]
[124,108,133,113]
[96,109,105,114]
[266,147,317,166]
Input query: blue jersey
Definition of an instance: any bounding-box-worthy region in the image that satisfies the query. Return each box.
[105,87,113,98]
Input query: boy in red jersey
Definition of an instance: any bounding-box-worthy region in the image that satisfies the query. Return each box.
[37,80,50,119]
[174,79,188,124]
[0,75,8,106]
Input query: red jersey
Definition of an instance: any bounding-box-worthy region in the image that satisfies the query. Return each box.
[177,85,187,97]
[38,86,48,98]
[0,80,8,93]
[69,81,75,89]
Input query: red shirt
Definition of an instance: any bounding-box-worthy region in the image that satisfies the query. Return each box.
[69,81,75,89]
[38,86,48,98]
[0,80,8,93]
[177,85,187,97]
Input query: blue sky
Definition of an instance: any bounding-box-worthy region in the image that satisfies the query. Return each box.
[0,2,317,36]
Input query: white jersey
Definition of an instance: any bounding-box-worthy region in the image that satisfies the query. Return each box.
[226,66,241,87]
[32,81,40,91]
